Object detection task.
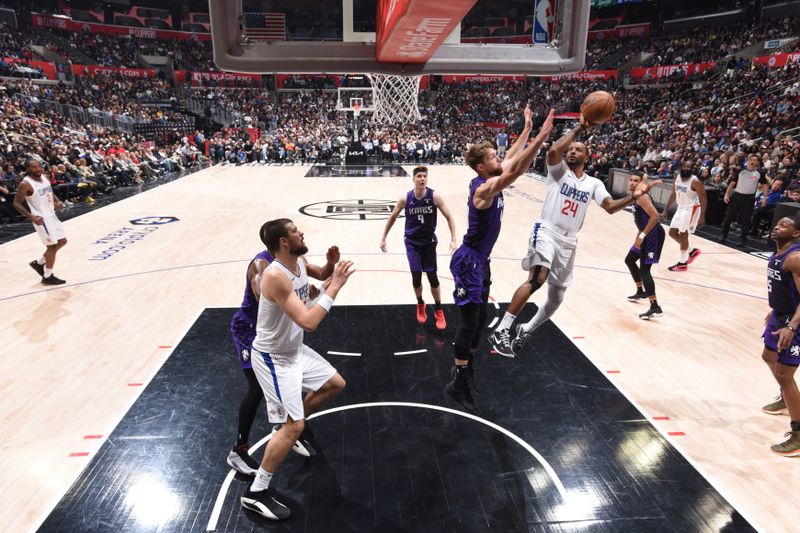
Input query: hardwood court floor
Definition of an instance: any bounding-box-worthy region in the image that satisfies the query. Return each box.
[0,163,790,532]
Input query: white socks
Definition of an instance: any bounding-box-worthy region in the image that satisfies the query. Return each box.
[44,267,53,278]
[36,256,45,265]
[497,312,516,331]
[679,249,689,263]
[251,467,274,492]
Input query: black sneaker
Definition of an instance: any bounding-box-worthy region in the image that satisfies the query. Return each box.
[29,260,44,277]
[488,328,514,358]
[510,324,531,354]
[241,488,291,521]
[627,290,647,301]
[639,306,663,320]
[41,274,66,285]
[227,444,260,476]
[446,366,478,413]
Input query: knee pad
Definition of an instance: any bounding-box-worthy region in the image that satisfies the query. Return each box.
[426,271,440,288]
[527,265,545,294]
[411,271,422,288]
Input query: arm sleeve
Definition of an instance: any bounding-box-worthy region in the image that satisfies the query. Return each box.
[546,160,567,183]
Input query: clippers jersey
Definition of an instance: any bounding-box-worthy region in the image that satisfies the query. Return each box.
[768,243,800,315]
[540,161,610,235]
[404,187,437,246]
[674,175,700,209]
[23,176,57,218]
[252,260,310,355]
[462,176,503,258]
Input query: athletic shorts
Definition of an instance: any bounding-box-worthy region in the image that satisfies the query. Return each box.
[669,205,701,234]
[231,314,257,369]
[638,225,666,265]
[33,216,66,246]
[405,240,437,272]
[251,344,337,423]
[450,246,491,306]
[764,312,800,367]
[521,222,577,288]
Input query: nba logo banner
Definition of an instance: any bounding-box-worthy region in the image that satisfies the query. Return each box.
[533,0,552,44]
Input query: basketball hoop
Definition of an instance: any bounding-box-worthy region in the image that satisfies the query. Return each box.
[366,73,422,125]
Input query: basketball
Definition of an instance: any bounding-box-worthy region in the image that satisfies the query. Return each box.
[580,91,616,125]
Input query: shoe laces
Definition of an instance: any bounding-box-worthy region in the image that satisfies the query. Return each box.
[497,329,511,345]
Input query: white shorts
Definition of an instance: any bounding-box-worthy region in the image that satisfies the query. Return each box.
[669,205,701,234]
[34,216,66,246]
[251,344,337,424]
[521,222,578,288]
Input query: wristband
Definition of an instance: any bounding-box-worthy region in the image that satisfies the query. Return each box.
[638,232,647,239]
[788,324,797,333]
[317,294,335,312]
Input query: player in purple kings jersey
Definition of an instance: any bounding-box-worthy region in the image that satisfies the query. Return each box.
[760,216,800,457]
[624,173,666,320]
[226,242,338,475]
[445,105,555,412]
[380,166,457,330]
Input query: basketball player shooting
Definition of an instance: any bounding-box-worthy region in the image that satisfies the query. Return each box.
[489,111,662,357]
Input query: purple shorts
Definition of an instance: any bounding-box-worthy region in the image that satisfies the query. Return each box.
[231,315,257,369]
[405,240,437,272]
[450,246,491,306]
[639,225,665,265]
[763,312,800,367]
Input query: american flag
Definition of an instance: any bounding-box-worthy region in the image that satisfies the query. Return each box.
[242,12,287,41]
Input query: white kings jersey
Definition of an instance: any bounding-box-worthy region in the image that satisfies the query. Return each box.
[540,160,611,235]
[23,176,57,218]
[674,175,700,209]
[252,259,311,356]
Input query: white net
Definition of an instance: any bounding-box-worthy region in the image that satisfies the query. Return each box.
[366,74,422,125]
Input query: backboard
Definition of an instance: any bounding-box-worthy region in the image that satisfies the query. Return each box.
[209,0,591,76]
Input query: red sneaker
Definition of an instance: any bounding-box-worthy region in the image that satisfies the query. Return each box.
[434,309,446,330]
[687,248,701,265]
[668,262,688,272]
[416,303,427,324]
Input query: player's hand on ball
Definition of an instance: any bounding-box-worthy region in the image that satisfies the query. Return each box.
[331,260,356,288]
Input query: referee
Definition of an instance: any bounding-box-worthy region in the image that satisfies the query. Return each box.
[720,154,767,247]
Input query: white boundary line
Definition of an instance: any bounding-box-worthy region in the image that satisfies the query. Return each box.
[393,349,427,356]
[31,306,206,533]
[555,317,767,533]
[205,401,567,531]
[327,351,361,357]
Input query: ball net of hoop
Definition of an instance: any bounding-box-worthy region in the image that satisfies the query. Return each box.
[366,73,422,124]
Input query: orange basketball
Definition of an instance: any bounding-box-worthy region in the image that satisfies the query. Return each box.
[580,90,615,125]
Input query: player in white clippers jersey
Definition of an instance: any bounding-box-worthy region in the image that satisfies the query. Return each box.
[242,218,355,522]
[661,158,707,272]
[488,116,662,357]
[12,159,67,285]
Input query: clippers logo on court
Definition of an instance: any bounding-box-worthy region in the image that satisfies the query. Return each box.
[300,199,399,221]
[89,216,179,260]
[129,216,180,225]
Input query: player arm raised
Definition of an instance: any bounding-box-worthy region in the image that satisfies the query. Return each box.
[546,115,590,178]
[12,181,44,225]
[304,245,339,280]
[500,105,533,167]
[473,109,555,209]
[262,260,355,333]
[772,253,800,351]
[433,191,458,253]
[379,195,407,252]
[692,178,707,228]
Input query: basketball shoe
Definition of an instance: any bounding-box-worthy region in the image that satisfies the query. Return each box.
[638,306,663,320]
[29,260,44,277]
[434,309,446,330]
[667,262,687,272]
[488,328,514,358]
[271,425,316,457]
[511,324,532,354]
[762,395,788,415]
[241,488,291,520]
[227,444,260,476]
[416,303,427,324]
[771,431,800,457]
[687,248,701,264]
